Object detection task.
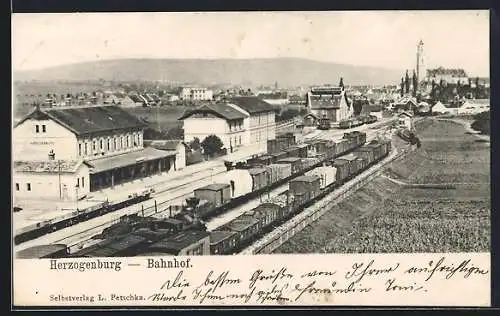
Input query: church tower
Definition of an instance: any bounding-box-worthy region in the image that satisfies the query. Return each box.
[416,39,425,93]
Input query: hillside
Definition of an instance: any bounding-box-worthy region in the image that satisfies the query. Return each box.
[14,58,403,86]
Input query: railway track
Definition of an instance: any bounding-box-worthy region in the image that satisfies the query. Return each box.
[61,128,389,252]
[14,122,394,255]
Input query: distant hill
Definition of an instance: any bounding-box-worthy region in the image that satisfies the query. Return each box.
[14,58,404,86]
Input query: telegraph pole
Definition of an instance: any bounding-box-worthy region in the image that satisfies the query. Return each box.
[58,159,62,199]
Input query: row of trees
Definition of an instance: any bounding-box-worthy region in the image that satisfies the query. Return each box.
[429,77,489,102]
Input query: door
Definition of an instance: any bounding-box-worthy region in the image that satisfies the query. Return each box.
[62,184,69,200]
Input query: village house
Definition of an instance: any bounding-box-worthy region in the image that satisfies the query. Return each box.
[306,86,352,122]
[13,105,185,200]
[179,96,276,151]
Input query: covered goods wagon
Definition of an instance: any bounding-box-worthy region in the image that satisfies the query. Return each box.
[266,163,292,183]
[332,159,350,183]
[352,146,375,165]
[17,244,69,259]
[336,154,361,176]
[194,183,232,207]
[210,230,238,255]
[248,168,269,191]
[276,157,303,174]
[306,166,337,189]
[247,155,274,167]
[270,151,288,163]
[289,175,321,201]
[218,216,260,244]
[220,169,253,198]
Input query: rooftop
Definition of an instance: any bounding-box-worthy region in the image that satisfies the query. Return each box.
[277,157,302,163]
[195,183,231,191]
[228,96,276,114]
[15,105,147,136]
[14,160,90,173]
[144,139,185,151]
[248,167,268,175]
[292,175,320,183]
[221,217,259,232]
[209,230,238,244]
[178,103,248,121]
[86,147,176,174]
[149,231,210,252]
[16,244,67,259]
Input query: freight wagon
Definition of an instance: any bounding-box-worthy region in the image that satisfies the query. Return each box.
[14,188,155,245]
[27,135,390,258]
[188,131,368,221]
[209,138,392,255]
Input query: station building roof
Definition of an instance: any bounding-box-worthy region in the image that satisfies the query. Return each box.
[86,147,176,174]
[15,105,147,136]
[228,96,277,114]
[178,103,248,121]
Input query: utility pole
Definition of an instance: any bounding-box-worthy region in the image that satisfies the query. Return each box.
[58,159,62,199]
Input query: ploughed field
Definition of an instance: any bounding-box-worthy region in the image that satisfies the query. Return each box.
[275,118,490,253]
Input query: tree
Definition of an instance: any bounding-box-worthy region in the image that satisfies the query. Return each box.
[405,70,410,94]
[201,135,224,157]
[190,137,202,151]
[277,108,300,121]
[412,70,418,97]
[339,77,344,88]
[400,78,404,97]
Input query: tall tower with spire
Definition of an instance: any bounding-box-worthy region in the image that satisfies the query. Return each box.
[416,39,425,93]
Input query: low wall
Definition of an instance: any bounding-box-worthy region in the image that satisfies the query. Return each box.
[241,145,413,254]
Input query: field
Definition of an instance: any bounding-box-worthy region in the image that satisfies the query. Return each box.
[275,118,490,253]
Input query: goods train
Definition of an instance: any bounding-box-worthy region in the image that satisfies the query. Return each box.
[17,136,392,259]
[186,131,368,221]
[13,188,155,245]
[209,137,391,255]
[338,115,378,129]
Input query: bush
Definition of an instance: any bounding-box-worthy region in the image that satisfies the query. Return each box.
[201,134,224,157]
[471,111,490,135]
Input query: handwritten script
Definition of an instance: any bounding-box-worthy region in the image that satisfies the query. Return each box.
[14,253,490,306]
[145,256,489,305]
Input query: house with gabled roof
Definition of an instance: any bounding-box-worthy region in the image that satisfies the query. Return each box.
[178,96,277,152]
[13,105,181,198]
[306,85,353,122]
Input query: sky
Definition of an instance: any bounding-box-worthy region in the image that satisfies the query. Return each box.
[12,11,490,77]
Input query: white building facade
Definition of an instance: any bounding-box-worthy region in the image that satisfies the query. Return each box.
[180,87,214,101]
[180,97,276,151]
[13,105,181,201]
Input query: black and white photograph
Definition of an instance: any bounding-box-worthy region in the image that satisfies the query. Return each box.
[11,10,491,307]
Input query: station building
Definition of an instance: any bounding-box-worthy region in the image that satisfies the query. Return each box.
[179,96,276,151]
[13,105,183,201]
[306,86,353,122]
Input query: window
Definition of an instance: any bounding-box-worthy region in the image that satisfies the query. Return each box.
[84,143,88,155]
[107,139,110,151]
[78,143,82,156]
[42,125,46,132]
[81,177,85,188]
[93,140,96,151]
[27,183,31,191]
[15,183,19,191]
[35,125,39,133]
[126,136,130,148]
[76,178,80,187]
[121,137,124,149]
[239,136,242,145]
[100,139,103,150]
[114,138,117,150]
